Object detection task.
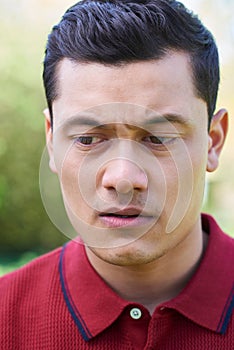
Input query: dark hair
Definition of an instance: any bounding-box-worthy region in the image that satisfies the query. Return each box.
[43,0,220,127]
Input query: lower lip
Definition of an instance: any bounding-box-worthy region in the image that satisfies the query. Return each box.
[99,215,154,228]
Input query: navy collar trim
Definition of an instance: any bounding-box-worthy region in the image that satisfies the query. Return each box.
[217,283,234,334]
[59,243,92,341]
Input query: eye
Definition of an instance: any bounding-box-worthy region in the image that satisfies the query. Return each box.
[74,135,104,146]
[143,135,175,145]
[144,135,165,144]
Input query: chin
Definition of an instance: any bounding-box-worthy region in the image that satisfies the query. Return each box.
[89,240,167,266]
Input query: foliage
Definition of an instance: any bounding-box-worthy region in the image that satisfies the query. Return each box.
[0,17,68,253]
[0,252,41,277]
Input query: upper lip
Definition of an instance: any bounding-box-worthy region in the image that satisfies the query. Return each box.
[99,207,150,217]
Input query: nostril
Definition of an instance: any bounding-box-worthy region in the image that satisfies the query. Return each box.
[116,179,133,194]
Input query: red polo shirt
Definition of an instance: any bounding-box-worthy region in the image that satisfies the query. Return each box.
[0,214,233,349]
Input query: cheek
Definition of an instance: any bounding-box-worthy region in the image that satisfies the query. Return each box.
[155,141,207,232]
[190,137,209,190]
[58,151,84,207]
[191,154,207,205]
[161,161,180,213]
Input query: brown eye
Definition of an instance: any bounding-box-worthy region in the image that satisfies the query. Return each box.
[75,136,103,146]
[77,136,94,145]
[143,135,169,145]
[147,136,164,144]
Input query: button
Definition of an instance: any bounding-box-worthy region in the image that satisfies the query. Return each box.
[130,308,142,320]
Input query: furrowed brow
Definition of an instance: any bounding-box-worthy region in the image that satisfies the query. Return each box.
[58,114,104,134]
[59,112,193,134]
[144,113,193,127]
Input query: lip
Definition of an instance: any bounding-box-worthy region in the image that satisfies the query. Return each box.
[98,207,154,228]
[99,207,147,216]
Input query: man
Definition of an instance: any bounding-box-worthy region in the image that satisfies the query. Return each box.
[0,0,233,349]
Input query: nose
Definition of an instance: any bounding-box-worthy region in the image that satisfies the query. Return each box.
[101,159,148,193]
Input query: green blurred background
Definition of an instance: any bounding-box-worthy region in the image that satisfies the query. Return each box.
[0,0,233,275]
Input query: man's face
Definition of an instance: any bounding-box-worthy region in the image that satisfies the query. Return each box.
[47,52,224,265]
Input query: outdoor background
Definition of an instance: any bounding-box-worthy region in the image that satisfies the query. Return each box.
[0,0,233,275]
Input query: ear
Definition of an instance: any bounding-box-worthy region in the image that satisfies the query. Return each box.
[206,109,228,172]
[43,108,57,174]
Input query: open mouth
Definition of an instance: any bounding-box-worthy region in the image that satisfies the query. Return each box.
[98,211,152,228]
[100,213,139,219]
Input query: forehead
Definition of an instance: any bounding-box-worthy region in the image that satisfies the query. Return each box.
[53,51,204,128]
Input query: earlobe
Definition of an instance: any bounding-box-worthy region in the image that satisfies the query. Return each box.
[206,109,228,172]
[43,108,57,174]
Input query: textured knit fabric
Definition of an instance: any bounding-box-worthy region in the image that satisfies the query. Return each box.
[0,214,233,349]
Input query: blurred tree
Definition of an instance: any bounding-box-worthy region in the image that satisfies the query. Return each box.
[0,1,72,253]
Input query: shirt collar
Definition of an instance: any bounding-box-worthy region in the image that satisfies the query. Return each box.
[59,237,130,341]
[59,214,234,340]
[164,214,234,334]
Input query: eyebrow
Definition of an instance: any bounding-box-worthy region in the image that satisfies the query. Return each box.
[59,115,103,134]
[60,112,192,131]
[62,116,100,129]
[144,113,193,126]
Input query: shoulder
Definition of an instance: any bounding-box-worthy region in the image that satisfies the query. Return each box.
[0,246,82,348]
[0,246,63,313]
[202,213,234,248]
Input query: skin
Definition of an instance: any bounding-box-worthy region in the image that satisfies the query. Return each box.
[45,51,228,312]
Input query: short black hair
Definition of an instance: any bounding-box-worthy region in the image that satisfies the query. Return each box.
[43,0,220,127]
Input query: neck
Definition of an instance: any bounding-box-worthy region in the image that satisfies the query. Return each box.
[86,225,209,314]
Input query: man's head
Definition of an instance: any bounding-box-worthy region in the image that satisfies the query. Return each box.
[43,0,219,128]
[41,0,228,265]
